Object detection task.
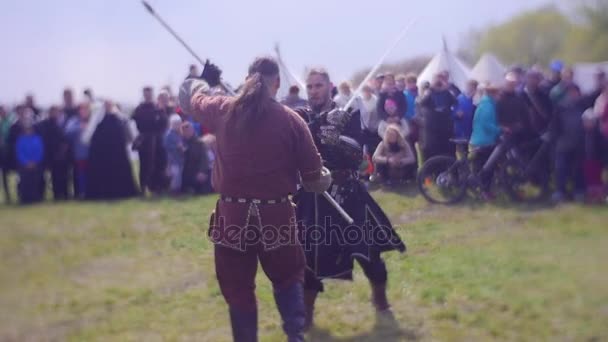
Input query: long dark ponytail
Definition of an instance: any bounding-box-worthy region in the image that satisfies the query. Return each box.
[228,56,280,135]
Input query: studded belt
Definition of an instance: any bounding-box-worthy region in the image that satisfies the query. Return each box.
[220,195,289,205]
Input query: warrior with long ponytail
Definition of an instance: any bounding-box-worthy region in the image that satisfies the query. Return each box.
[228,57,280,135]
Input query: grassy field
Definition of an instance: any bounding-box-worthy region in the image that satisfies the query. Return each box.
[0,185,607,341]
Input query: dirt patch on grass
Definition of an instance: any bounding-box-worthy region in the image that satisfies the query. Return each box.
[158,272,206,296]
[132,210,167,234]
[70,256,137,287]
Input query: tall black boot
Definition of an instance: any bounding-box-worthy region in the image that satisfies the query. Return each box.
[229,307,258,342]
[371,282,391,312]
[303,289,318,331]
[273,282,306,342]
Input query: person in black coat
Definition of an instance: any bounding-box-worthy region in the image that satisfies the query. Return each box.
[132,87,168,194]
[39,106,70,200]
[418,74,457,160]
[86,102,137,200]
[549,85,598,203]
[522,71,553,136]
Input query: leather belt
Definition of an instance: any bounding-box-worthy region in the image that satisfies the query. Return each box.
[220,195,289,205]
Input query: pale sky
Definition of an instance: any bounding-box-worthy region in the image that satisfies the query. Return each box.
[1,0,555,106]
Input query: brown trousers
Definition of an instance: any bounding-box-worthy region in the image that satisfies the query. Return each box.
[215,237,306,312]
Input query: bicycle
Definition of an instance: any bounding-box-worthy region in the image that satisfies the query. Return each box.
[417,137,551,205]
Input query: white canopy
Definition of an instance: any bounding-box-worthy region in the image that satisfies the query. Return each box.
[418,41,471,91]
[274,44,305,100]
[471,53,507,87]
[573,62,608,94]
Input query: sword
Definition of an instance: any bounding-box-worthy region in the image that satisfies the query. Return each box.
[343,18,418,110]
[141,1,236,96]
[323,191,354,225]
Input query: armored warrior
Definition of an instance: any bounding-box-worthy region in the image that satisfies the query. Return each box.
[294,68,406,330]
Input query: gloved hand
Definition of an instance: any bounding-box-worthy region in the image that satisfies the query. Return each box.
[179,78,210,115]
[319,124,340,146]
[200,60,222,88]
[301,167,332,193]
[325,108,351,129]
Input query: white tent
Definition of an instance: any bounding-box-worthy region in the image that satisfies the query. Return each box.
[418,40,471,91]
[573,62,608,94]
[471,53,507,86]
[274,44,305,100]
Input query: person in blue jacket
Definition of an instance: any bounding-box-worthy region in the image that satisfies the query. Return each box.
[453,80,478,140]
[470,83,501,198]
[16,111,45,204]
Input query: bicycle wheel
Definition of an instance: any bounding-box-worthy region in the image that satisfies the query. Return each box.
[500,158,550,203]
[417,156,467,204]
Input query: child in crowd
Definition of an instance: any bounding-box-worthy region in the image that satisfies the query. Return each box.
[181,122,211,194]
[16,111,44,204]
[164,114,185,195]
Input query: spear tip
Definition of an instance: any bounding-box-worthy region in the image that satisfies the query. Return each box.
[142,1,154,15]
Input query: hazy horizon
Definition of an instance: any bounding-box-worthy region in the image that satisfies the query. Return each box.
[1,0,557,107]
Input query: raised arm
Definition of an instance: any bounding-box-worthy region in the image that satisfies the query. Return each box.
[179,79,227,134]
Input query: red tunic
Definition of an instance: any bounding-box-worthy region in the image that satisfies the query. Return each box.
[191,94,322,250]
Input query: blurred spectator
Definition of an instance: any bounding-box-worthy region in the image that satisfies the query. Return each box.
[550,67,576,105]
[158,90,176,116]
[453,80,478,140]
[582,108,605,202]
[333,82,353,109]
[16,111,44,204]
[597,85,608,147]
[164,114,184,195]
[377,73,407,120]
[510,66,526,93]
[377,98,409,139]
[440,71,461,97]
[550,84,588,203]
[523,70,553,136]
[0,105,13,202]
[181,122,212,195]
[497,72,533,142]
[87,101,137,200]
[25,94,41,119]
[403,74,418,121]
[372,124,416,185]
[395,74,406,92]
[418,73,457,160]
[186,64,199,80]
[470,83,502,197]
[372,74,385,95]
[541,60,563,94]
[404,73,421,168]
[65,103,91,199]
[63,88,79,120]
[360,85,381,155]
[39,106,70,200]
[281,85,307,109]
[202,134,217,190]
[132,86,168,195]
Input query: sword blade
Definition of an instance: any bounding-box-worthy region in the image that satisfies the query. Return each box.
[323,191,354,225]
[344,18,418,110]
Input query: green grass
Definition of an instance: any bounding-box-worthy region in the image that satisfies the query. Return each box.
[0,186,607,341]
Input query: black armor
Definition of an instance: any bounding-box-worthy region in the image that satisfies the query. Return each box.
[294,102,406,284]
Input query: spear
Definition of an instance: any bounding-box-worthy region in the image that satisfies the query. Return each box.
[141,1,235,96]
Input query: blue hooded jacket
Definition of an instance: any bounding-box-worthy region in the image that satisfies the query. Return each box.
[470,95,501,147]
[453,94,475,139]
